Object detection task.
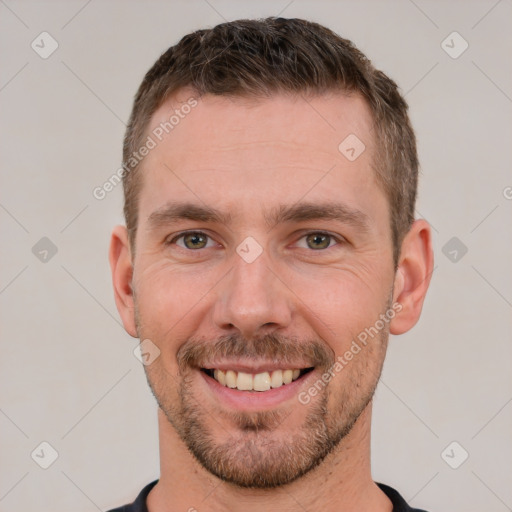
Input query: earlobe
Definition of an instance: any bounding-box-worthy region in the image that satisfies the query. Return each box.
[109,225,138,338]
[390,219,434,335]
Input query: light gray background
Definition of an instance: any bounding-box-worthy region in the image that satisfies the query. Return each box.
[1,1,511,511]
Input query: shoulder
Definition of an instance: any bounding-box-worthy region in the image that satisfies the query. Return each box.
[106,480,159,512]
[377,482,431,512]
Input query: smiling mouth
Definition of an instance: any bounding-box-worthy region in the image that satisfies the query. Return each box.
[201,368,314,392]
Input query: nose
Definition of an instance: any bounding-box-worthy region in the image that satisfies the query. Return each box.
[212,246,293,339]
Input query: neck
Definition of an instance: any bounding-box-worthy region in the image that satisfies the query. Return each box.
[147,403,392,512]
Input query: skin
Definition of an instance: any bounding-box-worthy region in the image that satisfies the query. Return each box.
[110,88,433,512]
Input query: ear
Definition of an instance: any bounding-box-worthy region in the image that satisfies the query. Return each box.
[390,219,434,335]
[109,225,138,337]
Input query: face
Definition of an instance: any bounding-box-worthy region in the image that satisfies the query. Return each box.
[127,90,398,488]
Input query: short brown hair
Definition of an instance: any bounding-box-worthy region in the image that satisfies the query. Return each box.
[122,17,418,265]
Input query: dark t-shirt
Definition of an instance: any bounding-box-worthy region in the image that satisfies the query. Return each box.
[107,480,429,511]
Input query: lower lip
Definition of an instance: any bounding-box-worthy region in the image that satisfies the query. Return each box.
[200,370,316,411]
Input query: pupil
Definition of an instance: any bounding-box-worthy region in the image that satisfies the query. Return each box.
[186,233,205,248]
[309,234,329,250]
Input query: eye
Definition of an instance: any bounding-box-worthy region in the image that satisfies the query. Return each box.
[166,230,343,252]
[168,231,217,250]
[295,232,342,250]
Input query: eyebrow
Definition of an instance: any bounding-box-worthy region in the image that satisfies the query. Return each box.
[264,202,370,231]
[146,201,370,232]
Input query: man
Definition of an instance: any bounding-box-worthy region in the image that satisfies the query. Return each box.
[108,17,433,512]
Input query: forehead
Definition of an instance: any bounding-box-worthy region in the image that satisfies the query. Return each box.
[136,90,384,228]
[146,89,375,165]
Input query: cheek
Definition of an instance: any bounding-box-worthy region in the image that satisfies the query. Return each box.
[133,262,199,353]
[133,258,230,366]
[285,263,390,342]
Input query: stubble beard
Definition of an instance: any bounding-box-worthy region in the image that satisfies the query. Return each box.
[165,373,376,488]
[135,302,390,489]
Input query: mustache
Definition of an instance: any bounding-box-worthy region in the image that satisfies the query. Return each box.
[176,332,335,373]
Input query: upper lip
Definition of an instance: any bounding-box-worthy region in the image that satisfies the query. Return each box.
[200,360,315,373]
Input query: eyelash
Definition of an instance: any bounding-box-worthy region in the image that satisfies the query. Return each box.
[166,230,344,251]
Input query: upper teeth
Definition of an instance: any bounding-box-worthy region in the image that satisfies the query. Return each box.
[213,369,302,391]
